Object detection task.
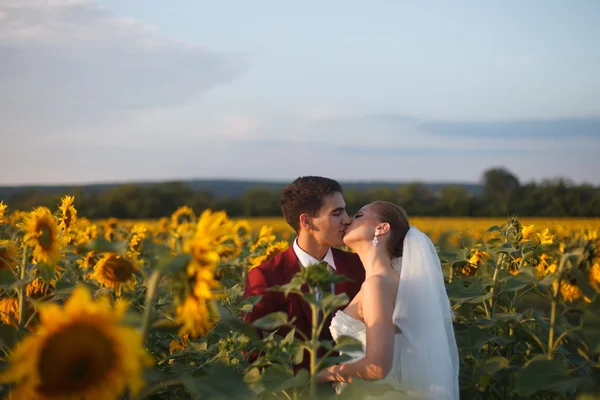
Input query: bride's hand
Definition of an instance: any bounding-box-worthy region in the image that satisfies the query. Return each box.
[315,368,332,383]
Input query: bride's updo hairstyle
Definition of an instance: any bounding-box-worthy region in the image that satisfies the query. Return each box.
[370,201,410,257]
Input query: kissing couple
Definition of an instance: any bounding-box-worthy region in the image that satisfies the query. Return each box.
[242,176,459,399]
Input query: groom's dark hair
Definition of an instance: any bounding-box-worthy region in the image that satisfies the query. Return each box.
[281,176,343,233]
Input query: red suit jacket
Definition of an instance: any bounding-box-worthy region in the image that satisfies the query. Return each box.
[242,245,365,372]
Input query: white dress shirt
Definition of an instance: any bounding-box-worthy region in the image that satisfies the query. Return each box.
[292,239,337,298]
[292,238,337,271]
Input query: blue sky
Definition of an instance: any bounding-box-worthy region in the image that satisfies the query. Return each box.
[2,0,599,185]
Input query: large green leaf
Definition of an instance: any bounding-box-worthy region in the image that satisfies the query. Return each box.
[239,295,263,313]
[270,275,304,297]
[513,359,584,396]
[0,323,25,350]
[251,312,289,331]
[537,273,558,293]
[461,325,494,350]
[502,271,538,292]
[37,262,55,284]
[259,364,307,393]
[489,335,516,347]
[156,253,191,275]
[0,269,17,288]
[321,292,349,312]
[475,356,512,390]
[492,313,523,323]
[80,236,127,253]
[582,310,600,353]
[487,225,502,233]
[183,364,255,399]
[447,280,492,304]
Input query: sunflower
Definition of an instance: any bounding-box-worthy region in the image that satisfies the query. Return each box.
[557,280,583,303]
[169,333,189,355]
[26,278,53,299]
[158,217,169,232]
[195,209,234,244]
[184,236,220,270]
[0,298,19,326]
[0,278,53,327]
[0,286,152,400]
[536,228,555,245]
[103,218,121,242]
[248,240,288,270]
[58,195,77,231]
[78,251,104,270]
[129,224,148,253]
[590,263,600,293]
[520,224,535,240]
[232,220,252,246]
[469,249,490,266]
[176,262,221,338]
[171,206,196,228]
[535,253,557,279]
[461,249,489,276]
[0,201,7,223]
[23,207,62,265]
[89,253,137,296]
[508,258,521,276]
[250,225,276,252]
[0,240,19,270]
[75,220,98,246]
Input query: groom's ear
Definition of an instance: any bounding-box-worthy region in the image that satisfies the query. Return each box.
[299,214,311,231]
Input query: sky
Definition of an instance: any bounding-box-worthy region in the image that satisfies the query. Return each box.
[2,0,599,186]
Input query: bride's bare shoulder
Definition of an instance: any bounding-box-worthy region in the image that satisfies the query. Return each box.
[362,274,399,295]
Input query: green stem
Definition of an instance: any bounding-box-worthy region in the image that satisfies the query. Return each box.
[140,269,161,343]
[309,302,319,399]
[547,305,558,359]
[489,253,505,317]
[547,288,559,360]
[134,378,185,400]
[551,329,575,354]
[548,255,569,360]
[17,246,29,328]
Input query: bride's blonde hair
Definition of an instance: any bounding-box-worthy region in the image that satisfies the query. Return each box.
[370,201,410,257]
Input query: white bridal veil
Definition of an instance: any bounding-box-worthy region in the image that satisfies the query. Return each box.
[390,226,460,399]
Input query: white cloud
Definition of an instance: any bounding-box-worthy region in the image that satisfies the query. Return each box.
[0,0,245,139]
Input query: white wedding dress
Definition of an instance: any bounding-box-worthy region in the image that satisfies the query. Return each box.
[328,227,460,400]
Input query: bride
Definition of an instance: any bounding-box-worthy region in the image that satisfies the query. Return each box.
[315,201,460,399]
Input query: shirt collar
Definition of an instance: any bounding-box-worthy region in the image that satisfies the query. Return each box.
[293,238,337,270]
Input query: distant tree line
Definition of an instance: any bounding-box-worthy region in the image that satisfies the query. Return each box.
[3,168,600,219]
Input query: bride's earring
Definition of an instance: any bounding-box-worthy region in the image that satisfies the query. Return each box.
[372,232,379,247]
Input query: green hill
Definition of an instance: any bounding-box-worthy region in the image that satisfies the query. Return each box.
[0,179,484,201]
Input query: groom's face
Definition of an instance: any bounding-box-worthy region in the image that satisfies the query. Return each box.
[307,192,351,247]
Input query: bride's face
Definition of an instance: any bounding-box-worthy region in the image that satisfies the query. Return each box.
[343,203,379,248]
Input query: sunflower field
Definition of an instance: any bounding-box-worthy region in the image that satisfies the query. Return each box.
[0,198,599,399]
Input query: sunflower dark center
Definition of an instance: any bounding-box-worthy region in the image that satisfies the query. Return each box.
[105,257,133,282]
[178,214,192,225]
[0,249,13,269]
[37,324,116,396]
[38,223,53,250]
[64,210,72,229]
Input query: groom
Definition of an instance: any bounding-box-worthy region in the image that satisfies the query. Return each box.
[242,176,365,373]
